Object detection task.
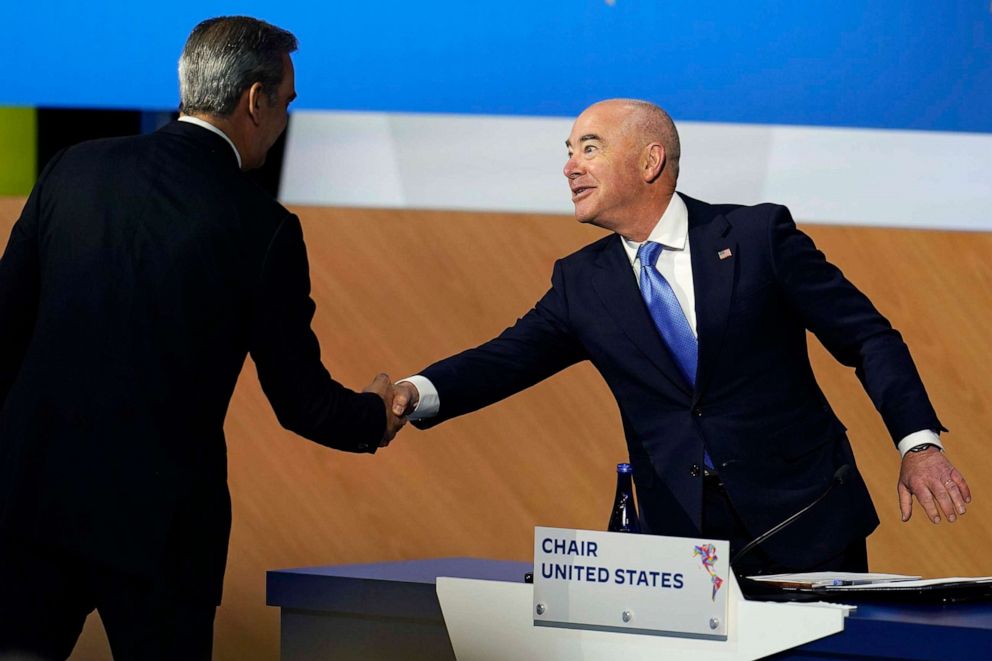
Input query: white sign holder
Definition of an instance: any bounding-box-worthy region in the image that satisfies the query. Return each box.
[436,528,845,661]
[533,526,730,639]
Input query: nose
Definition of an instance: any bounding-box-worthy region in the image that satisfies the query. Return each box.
[563,153,582,179]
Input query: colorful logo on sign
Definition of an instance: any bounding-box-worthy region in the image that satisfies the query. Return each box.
[693,543,724,601]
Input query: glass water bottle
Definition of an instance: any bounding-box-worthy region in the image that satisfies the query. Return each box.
[607,463,641,533]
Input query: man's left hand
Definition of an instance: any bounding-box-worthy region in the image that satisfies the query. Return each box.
[898,447,971,523]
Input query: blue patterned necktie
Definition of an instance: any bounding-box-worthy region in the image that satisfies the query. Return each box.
[637,241,714,470]
[637,241,697,386]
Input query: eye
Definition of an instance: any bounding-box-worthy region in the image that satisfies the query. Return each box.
[584,144,598,154]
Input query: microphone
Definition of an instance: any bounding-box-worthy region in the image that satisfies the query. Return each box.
[730,464,850,568]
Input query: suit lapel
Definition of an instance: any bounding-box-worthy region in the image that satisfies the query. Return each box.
[591,235,692,396]
[685,197,736,401]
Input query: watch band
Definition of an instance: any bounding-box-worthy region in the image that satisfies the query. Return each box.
[908,443,940,453]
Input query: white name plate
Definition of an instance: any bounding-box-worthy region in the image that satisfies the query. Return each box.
[533,526,730,640]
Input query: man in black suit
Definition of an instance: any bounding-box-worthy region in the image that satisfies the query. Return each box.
[391,98,971,575]
[0,16,403,660]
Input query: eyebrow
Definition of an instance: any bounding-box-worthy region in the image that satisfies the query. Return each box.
[565,133,602,149]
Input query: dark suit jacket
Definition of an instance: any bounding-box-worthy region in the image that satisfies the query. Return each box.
[416,194,943,568]
[0,122,384,604]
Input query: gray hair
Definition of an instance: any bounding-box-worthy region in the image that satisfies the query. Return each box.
[179,16,298,117]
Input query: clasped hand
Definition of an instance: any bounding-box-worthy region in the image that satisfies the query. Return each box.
[361,376,421,447]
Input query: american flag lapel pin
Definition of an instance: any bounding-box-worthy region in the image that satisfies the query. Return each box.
[717,248,733,260]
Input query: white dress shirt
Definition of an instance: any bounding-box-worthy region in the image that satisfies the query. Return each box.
[621,192,695,334]
[401,193,940,456]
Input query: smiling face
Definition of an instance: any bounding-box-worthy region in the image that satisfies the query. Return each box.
[563,100,679,240]
[563,102,650,233]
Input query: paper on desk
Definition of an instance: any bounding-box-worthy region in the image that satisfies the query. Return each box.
[746,572,920,587]
[823,576,992,590]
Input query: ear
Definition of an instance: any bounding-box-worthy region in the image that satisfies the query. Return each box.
[642,143,665,183]
[246,82,266,126]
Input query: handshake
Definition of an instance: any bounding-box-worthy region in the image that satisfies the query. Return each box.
[363,374,421,447]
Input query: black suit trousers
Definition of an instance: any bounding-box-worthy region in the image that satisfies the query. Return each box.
[0,536,215,661]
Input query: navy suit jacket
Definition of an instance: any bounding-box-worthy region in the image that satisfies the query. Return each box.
[417,194,943,568]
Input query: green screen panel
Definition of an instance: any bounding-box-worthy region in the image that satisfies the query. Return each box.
[0,107,37,196]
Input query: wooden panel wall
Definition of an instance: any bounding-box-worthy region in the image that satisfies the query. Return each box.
[1,197,989,660]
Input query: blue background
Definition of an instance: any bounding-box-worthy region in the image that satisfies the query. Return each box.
[3,1,990,132]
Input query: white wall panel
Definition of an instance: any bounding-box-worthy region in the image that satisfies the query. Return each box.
[761,125,992,229]
[282,111,992,230]
[282,112,406,207]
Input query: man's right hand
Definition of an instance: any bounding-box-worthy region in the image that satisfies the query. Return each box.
[391,380,420,418]
[363,373,406,447]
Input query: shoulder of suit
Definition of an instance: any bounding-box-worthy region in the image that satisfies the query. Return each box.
[152,125,292,222]
[54,132,150,164]
[681,194,790,231]
[37,133,157,190]
[51,130,293,228]
[556,232,617,266]
[682,193,786,218]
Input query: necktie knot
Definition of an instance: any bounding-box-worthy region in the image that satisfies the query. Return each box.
[637,241,662,268]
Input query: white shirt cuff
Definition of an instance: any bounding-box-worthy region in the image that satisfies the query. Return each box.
[396,375,440,420]
[897,429,943,458]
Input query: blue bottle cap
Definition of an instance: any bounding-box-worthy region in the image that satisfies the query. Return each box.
[616,463,633,473]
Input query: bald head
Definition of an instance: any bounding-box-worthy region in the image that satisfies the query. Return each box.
[590,99,681,182]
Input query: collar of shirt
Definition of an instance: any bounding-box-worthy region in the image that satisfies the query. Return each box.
[620,192,689,267]
[620,191,697,335]
[178,116,242,169]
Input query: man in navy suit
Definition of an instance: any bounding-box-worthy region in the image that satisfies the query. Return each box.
[0,16,404,660]
[391,99,971,574]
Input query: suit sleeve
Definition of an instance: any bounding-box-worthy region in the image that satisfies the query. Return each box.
[416,260,588,428]
[768,206,944,443]
[0,160,50,408]
[249,215,384,452]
